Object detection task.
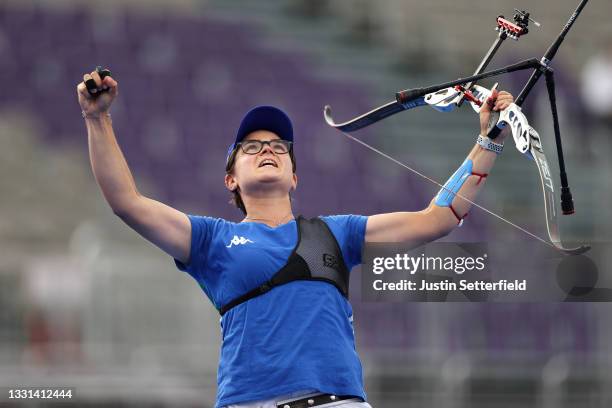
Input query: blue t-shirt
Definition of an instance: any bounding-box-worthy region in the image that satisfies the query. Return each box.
[174,215,368,408]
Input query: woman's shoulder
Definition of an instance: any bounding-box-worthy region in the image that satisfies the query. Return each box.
[185,215,242,235]
[316,214,369,238]
[317,214,368,224]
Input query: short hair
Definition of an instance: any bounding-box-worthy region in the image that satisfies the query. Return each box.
[225,146,297,215]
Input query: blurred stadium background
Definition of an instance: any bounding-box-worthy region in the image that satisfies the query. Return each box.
[1,0,612,406]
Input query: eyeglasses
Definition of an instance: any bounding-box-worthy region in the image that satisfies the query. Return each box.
[237,139,293,155]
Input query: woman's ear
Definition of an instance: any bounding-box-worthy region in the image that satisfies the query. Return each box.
[225,173,238,192]
[291,173,298,191]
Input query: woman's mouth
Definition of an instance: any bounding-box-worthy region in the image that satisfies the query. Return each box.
[258,159,278,168]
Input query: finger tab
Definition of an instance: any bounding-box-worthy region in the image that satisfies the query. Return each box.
[85,77,98,95]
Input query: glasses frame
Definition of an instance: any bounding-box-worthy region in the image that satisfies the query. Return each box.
[237,139,293,155]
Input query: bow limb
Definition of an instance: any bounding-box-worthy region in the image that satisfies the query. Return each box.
[483,104,589,254]
[494,104,589,255]
[324,97,427,132]
[527,128,590,254]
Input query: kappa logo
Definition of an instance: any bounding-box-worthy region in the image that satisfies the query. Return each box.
[226,235,254,248]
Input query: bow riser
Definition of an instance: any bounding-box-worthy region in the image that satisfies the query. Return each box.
[498,104,531,154]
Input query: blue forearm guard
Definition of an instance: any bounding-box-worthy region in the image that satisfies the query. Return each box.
[435,159,473,207]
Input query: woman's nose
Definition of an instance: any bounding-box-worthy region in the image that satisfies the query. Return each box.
[260,142,275,155]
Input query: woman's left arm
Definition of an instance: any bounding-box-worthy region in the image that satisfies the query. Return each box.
[365,89,513,247]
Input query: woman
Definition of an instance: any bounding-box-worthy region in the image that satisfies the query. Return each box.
[77,68,513,408]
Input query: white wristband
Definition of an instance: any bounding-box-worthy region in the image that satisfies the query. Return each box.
[477,134,503,154]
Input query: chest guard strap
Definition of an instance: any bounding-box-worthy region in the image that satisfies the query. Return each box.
[218,216,350,316]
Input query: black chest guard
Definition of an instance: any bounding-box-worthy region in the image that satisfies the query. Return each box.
[218,216,350,316]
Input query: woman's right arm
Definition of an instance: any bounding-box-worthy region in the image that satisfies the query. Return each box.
[78,69,191,264]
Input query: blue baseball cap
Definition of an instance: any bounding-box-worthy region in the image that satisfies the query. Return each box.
[226,105,294,162]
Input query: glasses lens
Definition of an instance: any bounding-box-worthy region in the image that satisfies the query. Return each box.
[241,141,262,154]
[240,140,292,155]
[271,140,291,154]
